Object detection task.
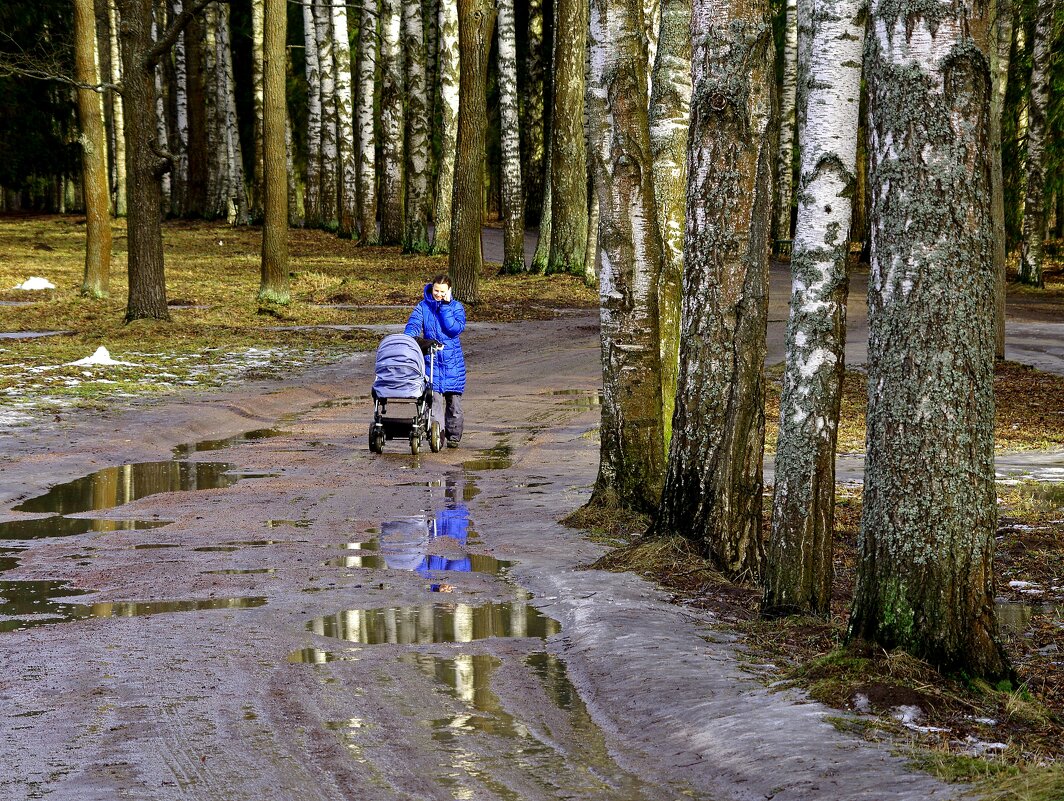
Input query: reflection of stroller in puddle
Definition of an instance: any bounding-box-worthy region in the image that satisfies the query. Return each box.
[369,333,444,455]
[379,504,471,593]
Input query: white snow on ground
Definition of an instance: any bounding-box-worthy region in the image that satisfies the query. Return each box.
[12,277,55,290]
[65,347,136,367]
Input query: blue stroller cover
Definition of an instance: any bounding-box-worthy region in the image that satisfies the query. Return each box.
[373,334,428,399]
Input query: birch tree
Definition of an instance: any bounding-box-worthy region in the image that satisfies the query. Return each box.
[74,0,111,297]
[107,0,127,217]
[261,0,289,304]
[648,0,691,446]
[151,2,171,207]
[847,0,1010,679]
[650,0,776,581]
[302,0,323,227]
[522,0,547,228]
[171,0,190,216]
[379,0,405,245]
[1017,0,1055,288]
[356,0,378,243]
[251,0,265,220]
[403,0,432,252]
[332,0,357,237]
[773,0,798,243]
[497,0,525,273]
[315,0,338,226]
[588,0,666,511]
[546,0,588,275]
[762,0,863,618]
[431,0,459,253]
[990,0,1012,359]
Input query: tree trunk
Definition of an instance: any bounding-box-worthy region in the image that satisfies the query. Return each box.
[431,0,459,253]
[449,0,497,304]
[152,1,171,209]
[184,10,208,216]
[75,0,112,298]
[989,0,1013,359]
[171,0,190,216]
[532,133,553,271]
[108,0,128,217]
[403,0,432,252]
[497,0,525,273]
[260,0,290,303]
[219,5,247,224]
[251,0,265,220]
[546,0,588,275]
[650,0,776,582]
[314,0,338,227]
[332,0,357,238]
[286,106,301,225]
[587,0,665,511]
[522,0,546,225]
[847,0,1010,680]
[762,0,862,618]
[356,0,378,243]
[1017,0,1053,288]
[773,0,798,243]
[379,0,406,245]
[648,0,690,449]
[302,0,323,227]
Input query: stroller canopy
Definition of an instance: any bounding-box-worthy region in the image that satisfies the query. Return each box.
[373,333,428,399]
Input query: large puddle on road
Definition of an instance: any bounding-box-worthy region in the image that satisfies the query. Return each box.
[0,516,170,542]
[306,598,561,645]
[461,442,514,472]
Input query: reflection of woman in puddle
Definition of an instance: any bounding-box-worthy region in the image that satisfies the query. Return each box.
[379,485,471,591]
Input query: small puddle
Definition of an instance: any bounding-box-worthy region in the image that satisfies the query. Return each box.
[324,540,386,570]
[172,427,287,455]
[0,331,72,340]
[203,568,277,576]
[461,443,513,472]
[0,516,169,542]
[306,598,560,645]
[997,601,1064,635]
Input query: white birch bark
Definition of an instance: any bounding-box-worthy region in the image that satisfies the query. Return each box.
[497,0,525,272]
[403,0,432,251]
[303,0,323,226]
[315,0,339,226]
[644,0,661,95]
[332,0,357,237]
[172,0,190,216]
[107,0,127,217]
[356,0,378,242]
[763,0,863,616]
[431,0,459,253]
[774,0,799,242]
[989,0,1012,358]
[203,4,223,216]
[152,2,171,207]
[218,5,248,223]
[1018,0,1054,287]
[379,0,406,244]
[251,0,266,219]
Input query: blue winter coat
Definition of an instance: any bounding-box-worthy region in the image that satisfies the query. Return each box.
[404,284,467,393]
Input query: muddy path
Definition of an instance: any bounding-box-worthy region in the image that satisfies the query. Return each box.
[1,312,960,801]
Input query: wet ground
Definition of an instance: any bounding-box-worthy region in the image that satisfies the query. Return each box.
[0,313,969,801]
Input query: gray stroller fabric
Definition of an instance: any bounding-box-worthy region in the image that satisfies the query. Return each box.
[373,334,428,399]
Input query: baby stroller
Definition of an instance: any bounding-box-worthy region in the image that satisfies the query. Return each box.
[369,333,444,454]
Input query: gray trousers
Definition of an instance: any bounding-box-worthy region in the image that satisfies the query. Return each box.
[433,392,464,440]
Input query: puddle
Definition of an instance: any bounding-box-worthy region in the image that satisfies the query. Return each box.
[306,598,560,645]
[997,601,1064,635]
[172,427,287,455]
[192,545,241,553]
[132,542,180,550]
[0,579,265,632]
[13,461,272,515]
[0,516,169,542]
[267,519,312,528]
[325,540,386,570]
[286,646,361,663]
[0,331,73,340]
[461,443,513,472]
[203,568,277,575]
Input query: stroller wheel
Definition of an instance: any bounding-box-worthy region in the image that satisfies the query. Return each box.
[369,424,384,454]
[409,431,421,455]
[429,421,443,453]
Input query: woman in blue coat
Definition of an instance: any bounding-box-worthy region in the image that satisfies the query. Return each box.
[405,274,467,447]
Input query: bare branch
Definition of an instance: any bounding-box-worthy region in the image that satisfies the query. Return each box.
[150,137,175,179]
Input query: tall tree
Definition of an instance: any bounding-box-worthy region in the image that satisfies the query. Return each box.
[151,1,171,208]
[402,0,432,251]
[260,0,289,304]
[449,0,497,303]
[379,0,405,244]
[650,0,776,581]
[546,0,588,275]
[171,0,190,216]
[648,0,691,447]
[990,0,1013,359]
[430,0,459,253]
[773,0,798,244]
[762,0,863,617]
[74,0,112,298]
[107,0,128,217]
[250,0,265,220]
[356,0,378,243]
[332,0,357,237]
[522,0,547,225]
[497,0,525,273]
[1017,0,1055,288]
[302,0,323,227]
[314,0,338,226]
[847,0,1011,679]
[587,0,666,511]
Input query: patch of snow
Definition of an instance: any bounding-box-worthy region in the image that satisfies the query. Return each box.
[65,347,136,367]
[892,705,923,725]
[12,277,55,290]
[963,737,1008,756]
[1009,580,1039,589]
[852,693,871,713]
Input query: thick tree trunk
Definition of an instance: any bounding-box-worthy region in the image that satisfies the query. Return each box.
[302,0,323,227]
[251,0,265,220]
[448,0,497,304]
[651,0,776,581]
[762,0,862,618]
[332,0,357,237]
[1017,0,1053,288]
[108,0,128,217]
[546,0,588,275]
[379,0,406,245]
[649,0,691,448]
[314,0,338,226]
[260,0,290,303]
[587,0,665,512]
[989,0,1012,358]
[356,0,378,243]
[402,0,432,252]
[497,0,525,273]
[847,0,1010,680]
[74,0,112,298]
[522,0,547,225]
[430,0,459,253]
[773,0,798,243]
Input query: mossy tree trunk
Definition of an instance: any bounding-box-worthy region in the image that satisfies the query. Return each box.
[762,0,862,618]
[259,0,289,304]
[448,0,496,304]
[650,0,776,581]
[847,0,1011,680]
[587,0,666,512]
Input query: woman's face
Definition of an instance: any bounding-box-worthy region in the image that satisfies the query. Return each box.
[431,283,449,301]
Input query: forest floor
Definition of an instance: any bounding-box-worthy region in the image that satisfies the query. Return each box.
[0,215,1062,800]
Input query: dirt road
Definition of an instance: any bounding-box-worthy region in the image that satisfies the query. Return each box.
[0,311,962,801]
